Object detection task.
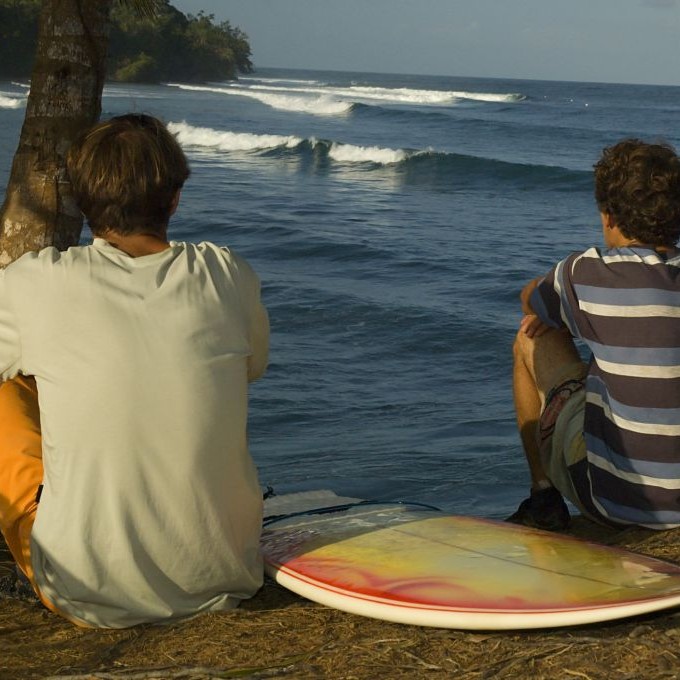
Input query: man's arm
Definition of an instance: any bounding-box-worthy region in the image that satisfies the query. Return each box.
[224,249,270,383]
[519,256,578,340]
[0,270,22,380]
[519,276,553,339]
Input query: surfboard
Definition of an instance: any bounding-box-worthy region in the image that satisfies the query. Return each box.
[261,491,680,630]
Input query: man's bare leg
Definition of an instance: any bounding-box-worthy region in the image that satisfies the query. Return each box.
[513,325,584,481]
[513,338,546,489]
[509,325,585,529]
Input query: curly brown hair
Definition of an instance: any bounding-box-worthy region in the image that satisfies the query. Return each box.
[594,139,680,247]
[67,114,190,237]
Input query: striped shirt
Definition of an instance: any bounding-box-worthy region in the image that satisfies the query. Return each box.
[531,245,680,529]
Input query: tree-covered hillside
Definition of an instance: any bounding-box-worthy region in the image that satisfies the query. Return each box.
[0,0,42,79]
[0,0,253,83]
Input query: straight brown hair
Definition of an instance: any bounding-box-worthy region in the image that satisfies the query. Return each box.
[67,114,190,237]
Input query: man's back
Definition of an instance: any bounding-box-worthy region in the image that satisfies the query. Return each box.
[0,239,268,627]
[534,244,680,527]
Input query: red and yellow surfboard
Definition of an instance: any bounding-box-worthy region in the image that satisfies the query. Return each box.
[262,492,680,630]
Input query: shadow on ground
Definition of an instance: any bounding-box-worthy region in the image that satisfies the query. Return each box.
[1,518,680,679]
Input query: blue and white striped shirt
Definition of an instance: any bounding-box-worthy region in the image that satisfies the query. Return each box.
[532,245,680,529]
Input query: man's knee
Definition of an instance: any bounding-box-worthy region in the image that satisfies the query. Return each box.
[514,327,584,396]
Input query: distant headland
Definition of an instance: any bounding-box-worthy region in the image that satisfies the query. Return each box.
[0,0,252,84]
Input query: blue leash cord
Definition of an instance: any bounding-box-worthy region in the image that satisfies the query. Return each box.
[263,499,441,527]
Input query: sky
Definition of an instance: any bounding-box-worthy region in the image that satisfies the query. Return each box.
[172,0,680,86]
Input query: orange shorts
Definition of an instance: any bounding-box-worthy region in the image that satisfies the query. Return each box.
[0,375,62,616]
[0,376,42,580]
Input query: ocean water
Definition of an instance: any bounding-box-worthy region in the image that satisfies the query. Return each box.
[2,69,680,519]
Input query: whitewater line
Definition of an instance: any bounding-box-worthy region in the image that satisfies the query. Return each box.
[167,83,352,116]
[168,121,413,165]
[0,94,26,109]
[167,121,304,152]
[166,81,524,117]
[172,80,524,105]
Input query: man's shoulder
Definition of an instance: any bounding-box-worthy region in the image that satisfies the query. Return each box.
[561,247,602,267]
[6,246,67,276]
[185,241,258,279]
[558,247,601,275]
[188,240,238,260]
[3,245,102,292]
[7,246,58,269]
[570,245,680,274]
[8,244,93,268]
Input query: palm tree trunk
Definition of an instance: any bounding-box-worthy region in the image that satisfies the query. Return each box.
[0,0,113,267]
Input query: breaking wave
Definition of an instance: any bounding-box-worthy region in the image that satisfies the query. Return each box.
[169,121,409,164]
[321,85,523,105]
[239,76,323,86]
[167,83,352,116]
[167,121,303,152]
[166,79,524,117]
[167,121,588,189]
[326,142,409,164]
[236,78,526,104]
[0,94,25,109]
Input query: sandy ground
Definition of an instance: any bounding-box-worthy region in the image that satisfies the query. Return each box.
[2,518,680,680]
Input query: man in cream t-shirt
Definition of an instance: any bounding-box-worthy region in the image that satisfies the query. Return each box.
[0,114,269,628]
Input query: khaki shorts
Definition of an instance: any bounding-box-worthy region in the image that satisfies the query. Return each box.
[538,367,593,519]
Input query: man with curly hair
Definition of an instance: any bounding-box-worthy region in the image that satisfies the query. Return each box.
[508,139,680,531]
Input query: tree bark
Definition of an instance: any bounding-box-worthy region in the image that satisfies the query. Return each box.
[0,0,113,267]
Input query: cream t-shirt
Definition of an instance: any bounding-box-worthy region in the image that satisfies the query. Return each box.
[0,239,269,627]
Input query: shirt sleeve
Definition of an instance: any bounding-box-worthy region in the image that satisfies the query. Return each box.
[224,248,270,382]
[529,253,581,337]
[0,270,22,381]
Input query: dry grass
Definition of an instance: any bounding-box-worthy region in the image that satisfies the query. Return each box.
[2,518,680,680]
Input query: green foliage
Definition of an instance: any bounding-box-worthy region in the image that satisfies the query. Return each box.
[0,0,42,78]
[116,0,165,20]
[0,0,253,83]
[109,2,253,83]
[113,52,159,83]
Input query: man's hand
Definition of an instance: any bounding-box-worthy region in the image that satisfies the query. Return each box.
[519,314,552,339]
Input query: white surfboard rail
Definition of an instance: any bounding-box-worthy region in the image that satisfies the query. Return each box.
[262,491,680,630]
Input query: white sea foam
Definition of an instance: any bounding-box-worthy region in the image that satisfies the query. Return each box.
[167,81,523,115]
[167,120,412,166]
[0,94,25,109]
[454,91,524,103]
[239,76,322,86]
[212,82,524,106]
[336,85,522,105]
[326,142,408,165]
[11,82,30,89]
[244,91,351,115]
[167,83,351,116]
[344,85,458,104]
[228,83,455,105]
[167,121,303,152]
